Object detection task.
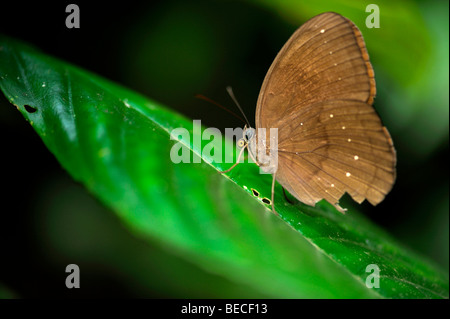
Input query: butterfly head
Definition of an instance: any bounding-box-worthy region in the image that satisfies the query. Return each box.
[237,126,256,148]
[244,127,256,142]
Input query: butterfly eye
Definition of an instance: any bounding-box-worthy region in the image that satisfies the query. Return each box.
[237,139,246,148]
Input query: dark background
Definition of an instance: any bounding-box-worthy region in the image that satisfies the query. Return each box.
[0,0,448,297]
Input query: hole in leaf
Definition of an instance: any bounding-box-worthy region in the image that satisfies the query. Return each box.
[24,105,37,113]
[262,198,271,205]
[251,188,259,197]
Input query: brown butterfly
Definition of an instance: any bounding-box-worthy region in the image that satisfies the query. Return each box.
[224,12,396,214]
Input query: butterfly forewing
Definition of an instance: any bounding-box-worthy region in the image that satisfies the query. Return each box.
[255,12,396,210]
[256,12,375,130]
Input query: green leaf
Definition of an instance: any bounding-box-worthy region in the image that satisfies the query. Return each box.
[1,35,448,298]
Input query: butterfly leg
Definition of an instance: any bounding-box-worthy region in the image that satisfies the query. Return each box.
[246,145,260,167]
[271,172,279,216]
[219,143,247,174]
[334,203,347,214]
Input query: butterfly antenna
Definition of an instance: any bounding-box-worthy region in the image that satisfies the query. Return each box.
[226,86,252,128]
[195,94,246,125]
